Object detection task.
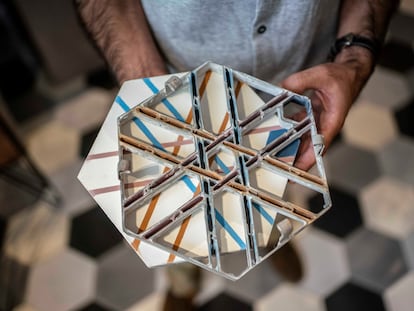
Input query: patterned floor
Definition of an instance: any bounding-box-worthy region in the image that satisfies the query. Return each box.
[1,4,414,311]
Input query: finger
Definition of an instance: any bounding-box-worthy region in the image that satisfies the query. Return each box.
[280,67,327,94]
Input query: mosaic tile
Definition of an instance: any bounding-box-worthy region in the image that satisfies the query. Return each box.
[325,282,385,311]
[325,144,381,194]
[69,205,122,258]
[346,228,408,292]
[296,228,350,296]
[255,284,325,311]
[395,97,414,140]
[26,119,80,174]
[361,177,414,238]
[359,67,412,110]
[96,244,155,310]
[343,101,397,150]
[378,40,414,73]
[26,249,96,311]
[308,186,362,238]
[385,272,414,311]
[379,137,414,186]
[4,202,68,265]
[0,256,29,311]
[198,292,252,311]
[55,88,113,132]
[49,159,95,215]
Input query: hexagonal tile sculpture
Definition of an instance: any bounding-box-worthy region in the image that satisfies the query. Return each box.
[78,62,331,280]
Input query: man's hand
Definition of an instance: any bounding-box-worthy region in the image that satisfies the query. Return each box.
[281,48,374,171]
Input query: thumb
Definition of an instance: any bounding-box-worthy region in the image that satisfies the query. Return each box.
[280,67,322,94]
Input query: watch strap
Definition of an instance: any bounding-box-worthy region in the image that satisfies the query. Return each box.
[328,33,381,61]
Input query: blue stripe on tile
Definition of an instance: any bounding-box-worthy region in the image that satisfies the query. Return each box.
[143,78,185,122]
[215,209,246,249]
[253,202,274,225]
[215,155,231,174]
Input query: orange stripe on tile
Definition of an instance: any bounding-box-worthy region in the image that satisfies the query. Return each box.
[199,70,212,97]
[132,106,195,250]
[167,185,201,263]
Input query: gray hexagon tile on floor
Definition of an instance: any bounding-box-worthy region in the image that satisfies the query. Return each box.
[26,249,96,311]
[96,244,155,310]
[296,228,350,296]
[361,177,414,238]
[384,272,414,311]
[325,144,381,194]
[379,137,414,186]
[224,256,282,303]
[346,228,408,292]
[402,231,414,270]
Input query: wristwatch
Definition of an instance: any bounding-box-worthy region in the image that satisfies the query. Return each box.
[328,33,381,61]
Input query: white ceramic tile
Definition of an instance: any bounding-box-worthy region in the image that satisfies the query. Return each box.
[296,228,350,296]
[255,284,325,311]
[4,202,69,265]
[361,177,414,238]
[360,67,411,110]
[343,101,397,150]
[26,249,96,311]
[26,119,80,175]
[55,88,113,132]
[385,272,414,311]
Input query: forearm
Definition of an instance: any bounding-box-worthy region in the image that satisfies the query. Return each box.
[333,0,399,87]
[75,0,167,84]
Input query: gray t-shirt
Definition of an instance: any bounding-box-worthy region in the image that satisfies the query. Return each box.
[141,0,340,84]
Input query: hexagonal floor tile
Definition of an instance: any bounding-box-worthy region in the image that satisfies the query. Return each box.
[395,97,414,140]
[255,284,325,311]
[308,186,362,238]
[325,144,381,194]
[49,159,95,216]
[69,205,122,258]
[224,257,282,303]
[0,256,29,310]
[295,228,350,296]
[55,88,113,133]
[359,67,412,110]
[96,244,155,310]
[385,272,414,311]
[26,119,80,174]
[4,201,69,265]
[198,292,252,311]
[378,40,414,73]
[325,282,385,311]
[402,231,414,270]
[361,177,414,238]
[343,101,397,150]
[126,292,164,311]
[379,137,414,186]
[26,249,96,311]
[76,302,114,311]
[346,228,408,292]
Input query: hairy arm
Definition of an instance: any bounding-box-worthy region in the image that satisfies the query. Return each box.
[281,0,399,170]
[75,0,167,84]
